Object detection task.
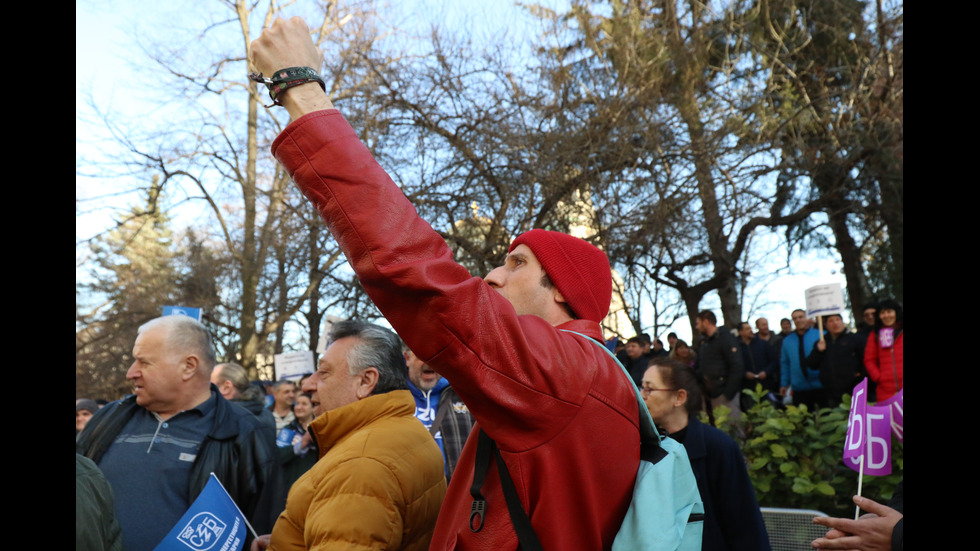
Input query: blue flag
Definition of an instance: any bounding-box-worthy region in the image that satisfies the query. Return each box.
[154,474,249,551]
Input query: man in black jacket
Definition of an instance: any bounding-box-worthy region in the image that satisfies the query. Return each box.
[212,361,278,442]
[806,314,866,407]
[695,310,745,420]
[76,316,282,550]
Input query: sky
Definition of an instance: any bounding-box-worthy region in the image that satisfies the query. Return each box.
[76,0,850,347]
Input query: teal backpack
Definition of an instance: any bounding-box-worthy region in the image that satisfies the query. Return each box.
[470,330,704,550]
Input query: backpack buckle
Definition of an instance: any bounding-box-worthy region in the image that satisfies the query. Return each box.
[469,499,486,532]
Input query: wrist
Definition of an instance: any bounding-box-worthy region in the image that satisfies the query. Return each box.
[281,82,334,120]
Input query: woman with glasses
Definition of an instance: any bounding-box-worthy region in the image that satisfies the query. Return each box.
[640,358,771,551]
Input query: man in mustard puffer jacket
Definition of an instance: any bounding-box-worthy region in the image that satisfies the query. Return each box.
[261,320,446,551]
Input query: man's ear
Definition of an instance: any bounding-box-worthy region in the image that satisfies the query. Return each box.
[181,355,201,381]
[356,367,380,399]
[554,289,568,305]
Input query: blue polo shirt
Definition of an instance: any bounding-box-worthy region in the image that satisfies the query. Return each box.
[98,392,217,551]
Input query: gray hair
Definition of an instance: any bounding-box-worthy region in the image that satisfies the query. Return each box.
[138,316,217,371]
[214,362,249,393]
[328,320,407,395]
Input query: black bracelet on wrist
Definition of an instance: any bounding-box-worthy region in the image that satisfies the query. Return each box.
[248,67,326,107]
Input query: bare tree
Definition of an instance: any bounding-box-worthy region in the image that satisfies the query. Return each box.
[79,1,396,376]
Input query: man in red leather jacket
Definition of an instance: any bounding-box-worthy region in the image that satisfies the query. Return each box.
[251,18,641,550]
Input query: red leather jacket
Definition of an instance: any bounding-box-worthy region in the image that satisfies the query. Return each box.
[273,110,640,550]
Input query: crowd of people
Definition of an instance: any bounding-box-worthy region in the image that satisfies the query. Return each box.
[613,299,905,416]
[75,302,904,551]
[76,17,902,551]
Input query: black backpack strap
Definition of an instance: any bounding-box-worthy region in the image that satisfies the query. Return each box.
[468,428,492,532]
[469,429,543,551]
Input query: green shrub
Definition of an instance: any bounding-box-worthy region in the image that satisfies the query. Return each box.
[709,387,903,517]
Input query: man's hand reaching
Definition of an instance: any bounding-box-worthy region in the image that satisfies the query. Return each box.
[250,17,334,119]
[811,495,902,550]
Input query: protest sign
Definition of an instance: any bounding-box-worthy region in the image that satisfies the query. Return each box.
[274,350,315,381]
[154,474,249,551]
[804,284,845,318]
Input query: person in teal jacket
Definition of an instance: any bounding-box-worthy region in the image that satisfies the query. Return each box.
[779,309,825,410]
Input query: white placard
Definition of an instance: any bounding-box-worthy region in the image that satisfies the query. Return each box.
[274,350,315,381]
[805,283,845,317]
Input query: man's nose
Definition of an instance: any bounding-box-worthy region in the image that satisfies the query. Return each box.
[484,266,504,287]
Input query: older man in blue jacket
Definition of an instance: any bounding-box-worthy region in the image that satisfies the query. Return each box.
[779,309,825,410]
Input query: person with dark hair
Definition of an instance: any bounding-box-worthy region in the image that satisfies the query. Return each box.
[276,392,318,491]
[76,315,282,550]
[618,335,652,387]
[669,339,697,367]
[76,398,99,435]
[864,299,904,402]
[256,319,446,550]
[268,379,297,431]
[641,359,770,551]
[695,310,746,420]
[855,302,879,398]
[737,321,777,397]
[807,314,866,408]
[666,332,679,352]
[250,18,646,550]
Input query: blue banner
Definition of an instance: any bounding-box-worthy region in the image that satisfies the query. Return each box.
[153,474,248,551]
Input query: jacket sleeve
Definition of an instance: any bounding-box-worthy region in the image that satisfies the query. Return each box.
[780,336,792,388]
[806,342,826,370]
[722,334,745,399]
[709,433,772,550]
[763,341,777,377]
[76,399,132,464]
[864,332,881,382]
[303,458,404,551]
[272,110,611,451]
[245,426,287,535]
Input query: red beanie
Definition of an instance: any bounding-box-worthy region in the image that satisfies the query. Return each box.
[509,229,612,324]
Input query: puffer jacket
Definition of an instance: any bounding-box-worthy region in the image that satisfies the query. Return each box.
[272,110,640,550]
[75,387,283,535]
[864,329,904,402]
[268,390,446,550]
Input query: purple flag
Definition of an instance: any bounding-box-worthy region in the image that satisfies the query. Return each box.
[860,405,893,475]
[876,389,903,442]
[843,379,868,462]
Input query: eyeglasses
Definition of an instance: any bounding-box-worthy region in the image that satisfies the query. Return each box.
[640,386,676,395]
